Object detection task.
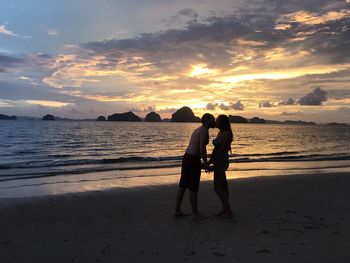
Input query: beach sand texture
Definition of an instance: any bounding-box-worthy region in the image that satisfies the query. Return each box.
[1,172,349,263]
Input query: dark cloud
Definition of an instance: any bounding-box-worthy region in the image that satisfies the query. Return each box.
[230,100,244,110]
[279,98,296,105]
[164,8,200,28]
[281,111,303,116]
[178,8,199,18]
[79,0,350,80]
[259,101,274,108]
[0,53,53,74]
[206,102,217,110]
[80,14,252,73]
[205,101,244,111]
[298,87,327,105]
[0,54,24,68]
[219,103,230,110]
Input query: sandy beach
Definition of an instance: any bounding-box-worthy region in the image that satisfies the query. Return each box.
[1,171,349,263]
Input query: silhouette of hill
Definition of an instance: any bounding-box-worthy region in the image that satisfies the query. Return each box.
[145,112,162,122]
[284,120,316,125]
[96,116,107,121]
[265,119,283,124]
[250,117,265,124]
[171,106,200,122]
[0,114,16,120]
[42,114,55,121]
[108,111,142,122]
[229,115,248,123]
[326,122,347,127]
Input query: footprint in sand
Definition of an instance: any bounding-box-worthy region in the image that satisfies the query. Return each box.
[213,252,226,257]
[184,249,196,256]
[256,248,271,254]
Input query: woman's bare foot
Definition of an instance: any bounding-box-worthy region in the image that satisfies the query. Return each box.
[214,210,225,217]
[219,211,234,219]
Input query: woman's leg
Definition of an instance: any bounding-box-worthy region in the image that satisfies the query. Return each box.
[214,173,225,215]
[214,170,233,217]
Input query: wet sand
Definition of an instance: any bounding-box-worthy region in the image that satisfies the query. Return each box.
[0,172,349,262]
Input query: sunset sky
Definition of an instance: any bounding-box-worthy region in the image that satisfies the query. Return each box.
[0,0,349,122]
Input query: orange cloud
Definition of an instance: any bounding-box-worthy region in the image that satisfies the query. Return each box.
[25,100,72,107]
[278,9,350,25]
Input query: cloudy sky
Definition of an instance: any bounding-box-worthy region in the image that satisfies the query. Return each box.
[0,0,349,122]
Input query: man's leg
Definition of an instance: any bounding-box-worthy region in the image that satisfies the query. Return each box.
[188,190,199,215]
[175,187,186,215]
[189,190,207,220]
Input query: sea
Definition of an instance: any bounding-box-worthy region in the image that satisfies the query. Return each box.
[1,120,350,197]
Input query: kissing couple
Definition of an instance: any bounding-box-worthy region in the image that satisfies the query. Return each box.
[175,113,234,219]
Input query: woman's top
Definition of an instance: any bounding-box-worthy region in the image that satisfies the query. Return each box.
[210,131,232,171]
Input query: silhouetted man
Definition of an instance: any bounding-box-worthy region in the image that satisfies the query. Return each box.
[175,113,216,219]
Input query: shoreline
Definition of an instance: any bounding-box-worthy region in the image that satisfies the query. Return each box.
[1,171,349,262]
[1,160,350,199]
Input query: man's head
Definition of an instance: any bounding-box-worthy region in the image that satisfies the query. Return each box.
[201,113,216,129]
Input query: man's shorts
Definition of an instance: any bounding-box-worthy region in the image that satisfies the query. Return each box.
[179,153,202,192]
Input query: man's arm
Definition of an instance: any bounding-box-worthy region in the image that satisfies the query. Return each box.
[208,147,217,165]
[199,129,209,165]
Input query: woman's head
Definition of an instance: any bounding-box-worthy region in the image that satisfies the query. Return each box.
[216,115,231,132]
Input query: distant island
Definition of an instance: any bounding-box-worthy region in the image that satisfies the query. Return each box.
[2,107,348,126]
[229,115,248,123]
[42,114,55,121]
[42,114,79,121]
[96,116,107,121]
[171,106,200,122]
[284,120,316,125]
[107,111,142,122]
[0,114,16,120]
[145,112,162,122]
[326,122,347,127]
[249,117,266,124]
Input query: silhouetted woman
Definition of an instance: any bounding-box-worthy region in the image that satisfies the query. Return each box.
[208,115,233,218]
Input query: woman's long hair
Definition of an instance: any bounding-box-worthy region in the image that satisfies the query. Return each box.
[217,115,233,145]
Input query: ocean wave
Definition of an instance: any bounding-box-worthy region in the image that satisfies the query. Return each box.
[232,151,301,157]
[234,153,350,163]
[0,156,183,171]
[1,152,350,173]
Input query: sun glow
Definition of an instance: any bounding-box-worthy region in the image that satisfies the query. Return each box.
[25,100,71,107]
[187,64,219,77]
[218,65,348,83]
